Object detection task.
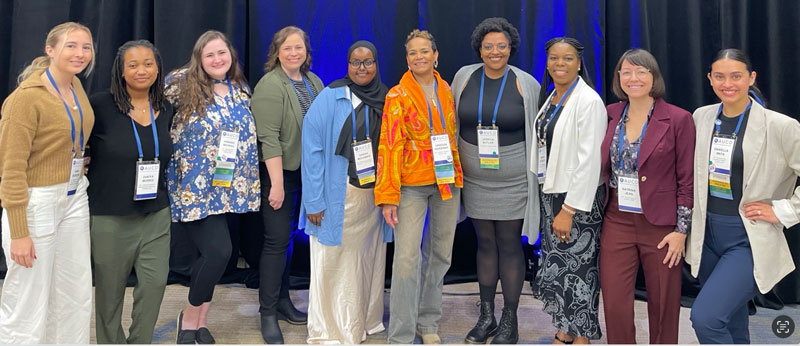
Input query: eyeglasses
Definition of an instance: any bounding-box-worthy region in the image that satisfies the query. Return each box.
[618,68,651,79]
[349,59,375,68]
[482,43,509,52]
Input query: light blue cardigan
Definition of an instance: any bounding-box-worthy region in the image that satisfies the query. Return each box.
[299,85,393,246]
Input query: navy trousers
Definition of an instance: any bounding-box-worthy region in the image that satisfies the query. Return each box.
[690,212,759,344]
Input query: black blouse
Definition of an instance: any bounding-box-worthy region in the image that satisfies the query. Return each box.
[707,108,750,216]
[87,91,174,215]
[458,68,526,146]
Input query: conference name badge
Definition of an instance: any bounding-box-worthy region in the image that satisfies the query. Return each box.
[352,140,376,185]
[212,130,240,187]
[134,160,160,200]
[617,173,643,213]
[477,126,499,169]
[708,135,736,200]
[68,156,83,196]
[431,133,455,185]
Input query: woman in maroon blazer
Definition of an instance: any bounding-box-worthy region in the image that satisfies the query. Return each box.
[598,49,695,344]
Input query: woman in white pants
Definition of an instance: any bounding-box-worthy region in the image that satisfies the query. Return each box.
[0,22,96,344]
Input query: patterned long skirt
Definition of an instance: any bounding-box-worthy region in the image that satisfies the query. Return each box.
[533,185,605,339]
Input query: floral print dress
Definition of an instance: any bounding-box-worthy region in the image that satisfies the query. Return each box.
[165,70,260,222]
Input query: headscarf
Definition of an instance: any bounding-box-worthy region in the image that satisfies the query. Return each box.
[332,40,388,187]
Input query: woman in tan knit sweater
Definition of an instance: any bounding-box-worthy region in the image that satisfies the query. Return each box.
[0,22,95,344]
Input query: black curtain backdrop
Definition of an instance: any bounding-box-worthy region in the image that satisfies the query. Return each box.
[1,0,799,306]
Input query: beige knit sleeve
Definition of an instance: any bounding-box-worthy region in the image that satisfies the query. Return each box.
[0,94,38,239]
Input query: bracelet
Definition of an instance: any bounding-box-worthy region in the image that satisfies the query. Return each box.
[562,205,576,215]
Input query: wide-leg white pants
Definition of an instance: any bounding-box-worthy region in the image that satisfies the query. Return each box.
[0,177,91,344]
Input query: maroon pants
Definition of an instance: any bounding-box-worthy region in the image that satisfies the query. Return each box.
[599,188,682,344]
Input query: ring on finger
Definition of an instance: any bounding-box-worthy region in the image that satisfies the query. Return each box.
[757,210,761,215]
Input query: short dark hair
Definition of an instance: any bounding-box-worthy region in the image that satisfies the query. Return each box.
[110,40,166,115]
[611,49,666,100]
[470,17,520,58]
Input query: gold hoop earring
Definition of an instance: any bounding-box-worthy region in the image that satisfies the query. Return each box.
[434,60,439,69]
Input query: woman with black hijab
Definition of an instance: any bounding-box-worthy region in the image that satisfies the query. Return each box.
[300,40,393,344]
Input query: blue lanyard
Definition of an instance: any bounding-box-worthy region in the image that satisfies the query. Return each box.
[714,101,751,138]
[45,69,84,154]
[616,102,654,171]
[477,67,509,127]
[288,74,317,98]
[423,78,446,133]
[537,78,579,143]
[349,90,370,142]
[130,103,159,160]
[213,79,238,117]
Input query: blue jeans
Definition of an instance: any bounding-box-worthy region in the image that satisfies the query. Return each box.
[387,184,461,344]
[690,212,759,344]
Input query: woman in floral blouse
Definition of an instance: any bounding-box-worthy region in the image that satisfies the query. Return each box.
[165,30,260,344]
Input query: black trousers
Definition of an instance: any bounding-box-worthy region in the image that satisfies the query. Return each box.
[258,164,302,315]
[173,214,232,306]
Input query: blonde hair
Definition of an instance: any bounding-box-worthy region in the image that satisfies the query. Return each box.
[404,29,437,52]
[17,22,95,84]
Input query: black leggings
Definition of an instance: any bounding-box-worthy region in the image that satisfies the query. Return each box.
[258,166,302,315]
[472,218,525,309]
[174,214,232,306]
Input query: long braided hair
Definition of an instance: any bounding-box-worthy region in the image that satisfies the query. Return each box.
[110,40,166,114]
[538,37,593,108]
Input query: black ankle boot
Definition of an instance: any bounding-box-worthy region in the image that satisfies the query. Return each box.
[465,301,497,344]
[490,307,518,344]
[260,314,284,344]
[276,297,307,325]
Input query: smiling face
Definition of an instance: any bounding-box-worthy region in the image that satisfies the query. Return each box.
[708,58,756,106]
[348,47,376,86]
[123,46,158,94]
[480,31,510,74]
[406,37,438,76]
[618,59,653,100]
[46,29,93,75]
[546,42,580,87]
[278,33,307,74]
[200,38,232,80]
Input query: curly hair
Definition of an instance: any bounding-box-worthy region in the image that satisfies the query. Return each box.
[405,29,437,52]
[172,30,248,126]
[110,40,166,115]
[264,26,312,74]
[470,17,520,58]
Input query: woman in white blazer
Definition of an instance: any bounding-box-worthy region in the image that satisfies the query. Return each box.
[688,48,800,344]
[530,37,607,344]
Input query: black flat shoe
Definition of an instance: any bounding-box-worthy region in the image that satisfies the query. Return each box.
[260,314,284,344]
[196,327,216,344]
[465,301,497,344]
[276,297,307,325]
[176,311,198,344]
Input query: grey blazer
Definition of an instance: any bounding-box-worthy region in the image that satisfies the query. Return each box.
[451,63,541,244]
[688,99,800,293]
[251,67,324,170]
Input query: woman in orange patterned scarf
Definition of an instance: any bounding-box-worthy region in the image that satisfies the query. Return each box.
[374,29,463,344]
